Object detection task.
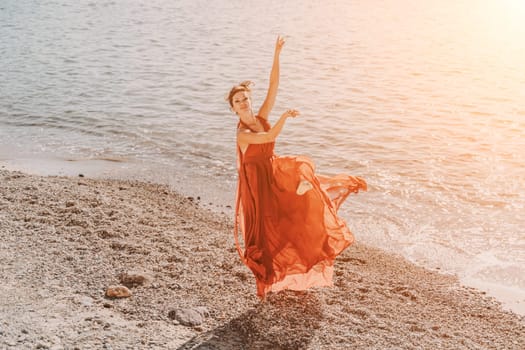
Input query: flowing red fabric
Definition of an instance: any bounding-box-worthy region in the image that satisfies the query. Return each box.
[234,117,367,297]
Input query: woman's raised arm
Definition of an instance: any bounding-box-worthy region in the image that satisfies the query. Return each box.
[258,36,285,120]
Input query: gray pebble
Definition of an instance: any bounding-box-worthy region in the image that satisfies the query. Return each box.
[168,308,205,326]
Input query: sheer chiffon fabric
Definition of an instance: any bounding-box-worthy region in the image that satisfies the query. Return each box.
[234,117,367,297]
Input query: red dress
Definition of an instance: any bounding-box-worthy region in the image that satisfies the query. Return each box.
[234,116,367,297]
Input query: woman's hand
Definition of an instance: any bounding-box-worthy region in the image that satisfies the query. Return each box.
[282,109,300,118]
[275,35,285,55]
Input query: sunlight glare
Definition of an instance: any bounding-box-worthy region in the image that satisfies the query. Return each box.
[490,0,525,35]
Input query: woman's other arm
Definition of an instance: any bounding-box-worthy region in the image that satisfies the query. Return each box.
[237,109,299,146]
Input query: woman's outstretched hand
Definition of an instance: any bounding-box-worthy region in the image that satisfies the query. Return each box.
[283,109,300,118]
[275,35,285,55]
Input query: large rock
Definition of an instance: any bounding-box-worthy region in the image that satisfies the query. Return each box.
[168,307,209,326]
[105,285,132,298]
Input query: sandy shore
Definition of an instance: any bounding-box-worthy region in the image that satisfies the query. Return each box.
[0,168,524,349]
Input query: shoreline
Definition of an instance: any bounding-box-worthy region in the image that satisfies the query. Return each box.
[1,167,524,349]
[0,156,236,213]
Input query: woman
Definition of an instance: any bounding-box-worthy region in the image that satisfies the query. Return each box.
[227,36,366,297]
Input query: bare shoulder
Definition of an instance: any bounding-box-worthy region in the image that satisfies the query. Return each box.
[257,110,269,120]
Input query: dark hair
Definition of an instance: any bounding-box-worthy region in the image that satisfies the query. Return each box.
[226,80,253,107]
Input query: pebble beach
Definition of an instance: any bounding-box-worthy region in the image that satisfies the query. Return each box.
[1,168,524,349]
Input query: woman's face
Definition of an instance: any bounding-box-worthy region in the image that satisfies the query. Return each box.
[231,90,252,115]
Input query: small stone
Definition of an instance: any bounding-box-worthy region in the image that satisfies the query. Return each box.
[168,308,204,326]
[78,174,84,177]
[65,201,76,207]
[119,271,152,288]
[105,285,132,298]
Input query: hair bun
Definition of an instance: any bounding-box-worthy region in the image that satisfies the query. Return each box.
[226,80,254,107]
[239,80,254,89]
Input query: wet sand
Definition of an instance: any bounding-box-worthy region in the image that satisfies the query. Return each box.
[1,168,524,349]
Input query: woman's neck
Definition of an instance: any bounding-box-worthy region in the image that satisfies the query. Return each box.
[240,112,257,127]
